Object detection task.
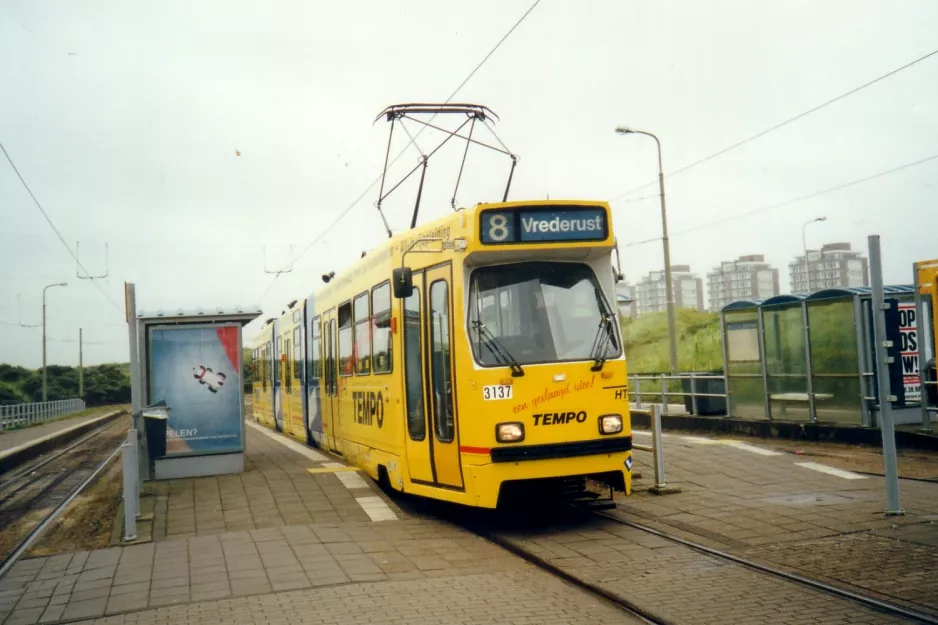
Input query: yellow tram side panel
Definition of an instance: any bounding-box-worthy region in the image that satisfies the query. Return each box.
[275,307,306,443]
[250,332,276,429]
[313,253,408,485]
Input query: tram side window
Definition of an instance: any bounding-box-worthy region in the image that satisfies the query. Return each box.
[372,283,392,374]
[293,327,302,379]
[354,292,371,375]
[430,280,454,443]
[275,336,282,385]
[311,316,322,380]
[404,288,425,440]
[338,302,353,377]
[328,319,337,391]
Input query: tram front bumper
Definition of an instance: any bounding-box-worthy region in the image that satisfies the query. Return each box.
[462,444,632,508]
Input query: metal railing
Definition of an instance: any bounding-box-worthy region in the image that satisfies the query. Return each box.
[629,372,728,416]
[0,398,86,432]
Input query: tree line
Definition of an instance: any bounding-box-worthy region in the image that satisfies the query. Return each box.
[1,355,255,406]
[0,363,131,406]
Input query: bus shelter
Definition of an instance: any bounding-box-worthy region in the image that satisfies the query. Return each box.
[721,285,929,426]
[136,306,261,480]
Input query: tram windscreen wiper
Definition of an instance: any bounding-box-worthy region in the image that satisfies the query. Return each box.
[589,313,616,372]
[471,321,524,377]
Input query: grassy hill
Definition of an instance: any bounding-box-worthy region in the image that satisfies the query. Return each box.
[619,309,723,374]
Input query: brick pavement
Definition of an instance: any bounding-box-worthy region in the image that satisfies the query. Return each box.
[141,426,387,541]
[67,572,637,625]
[0,424,641,625]
[620,428,938,616]
[497,513,908,624]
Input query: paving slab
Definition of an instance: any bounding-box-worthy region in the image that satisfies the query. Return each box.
[136,423,401,542]
[66,571,637,624]
[0,410,122,455]
[1,422,643,624]
[620,428,938,615]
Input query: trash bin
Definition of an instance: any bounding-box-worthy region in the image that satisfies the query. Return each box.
[681,372,727,416]
[925,358,937,409]
[142,400,170,459]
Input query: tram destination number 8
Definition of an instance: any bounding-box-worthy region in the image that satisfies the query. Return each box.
[482,384,513,400]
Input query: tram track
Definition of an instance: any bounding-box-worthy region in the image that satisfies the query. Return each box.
[470,520,672,625]
[0,416,129,580]
[409,490,938,625]
[594,508,938,625]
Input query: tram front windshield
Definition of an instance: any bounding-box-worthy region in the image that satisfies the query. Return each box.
[468,261,620,366]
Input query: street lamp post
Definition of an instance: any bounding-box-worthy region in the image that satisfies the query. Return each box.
[802,217,827,293]
[615,126,678,374]
[42,282,68,402]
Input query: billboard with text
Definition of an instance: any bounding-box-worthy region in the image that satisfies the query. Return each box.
[148,325,244,456]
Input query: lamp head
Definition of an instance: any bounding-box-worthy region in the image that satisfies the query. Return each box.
[614,127,635,135]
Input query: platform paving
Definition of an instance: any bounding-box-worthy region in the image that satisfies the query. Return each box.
[0,410,122,456]
[498,514,906,624]
[619,428,938,616]
[138,422,386,542]
[71,571,635,625]
[0,422,642,625]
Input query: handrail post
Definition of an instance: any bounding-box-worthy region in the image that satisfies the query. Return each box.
[690,372,698,415]
[648,405,681,495]
[652,405,666,488]
[122,428,138,541]
[660,373,669,416]
[634,376,642,409]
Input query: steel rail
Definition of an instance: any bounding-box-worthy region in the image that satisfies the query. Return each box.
[0,443,122,580]
[595,510,938,625]
[0,420,115,495]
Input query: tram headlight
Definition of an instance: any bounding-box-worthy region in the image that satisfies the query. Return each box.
[495,422,525,443]
[599,414,623,435]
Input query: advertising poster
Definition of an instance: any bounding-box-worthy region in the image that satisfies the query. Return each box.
[898,303,921,403]
[149,325,244,456]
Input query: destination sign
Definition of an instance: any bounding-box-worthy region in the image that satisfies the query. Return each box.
[479,207,607,244]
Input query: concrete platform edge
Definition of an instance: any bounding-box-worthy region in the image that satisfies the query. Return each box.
[630,411,938,451]
[0,409,125,474]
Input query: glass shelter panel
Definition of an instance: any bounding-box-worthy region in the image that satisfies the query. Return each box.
[807,299,862,424]
[724,309,764,419]
[763,303,809,422]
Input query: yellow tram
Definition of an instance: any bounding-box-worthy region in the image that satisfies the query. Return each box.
[250,199,632,508]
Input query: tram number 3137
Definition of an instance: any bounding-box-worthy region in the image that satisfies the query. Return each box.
[482,385,512,401]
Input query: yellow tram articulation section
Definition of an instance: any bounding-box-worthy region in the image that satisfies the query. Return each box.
[250,199,632,508]
[251,325,274,430]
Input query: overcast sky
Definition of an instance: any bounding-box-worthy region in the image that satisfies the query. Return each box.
[2,0,937,368]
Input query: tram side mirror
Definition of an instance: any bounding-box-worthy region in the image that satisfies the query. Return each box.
[392,267,414,299]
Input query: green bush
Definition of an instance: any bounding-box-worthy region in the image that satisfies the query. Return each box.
[0,362,130,406]
[620,309,723,374]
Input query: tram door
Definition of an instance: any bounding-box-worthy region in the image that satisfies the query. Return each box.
[403,273,432,483]
[321,310,340,452]
[273,331,283,432]
[403,265,463,489]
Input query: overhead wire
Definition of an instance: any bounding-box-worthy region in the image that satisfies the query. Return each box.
[0,140,123,314]
[622,152,938,248]
[610,47,938,202]
[256,0,543,304]
[0,320,118,344]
